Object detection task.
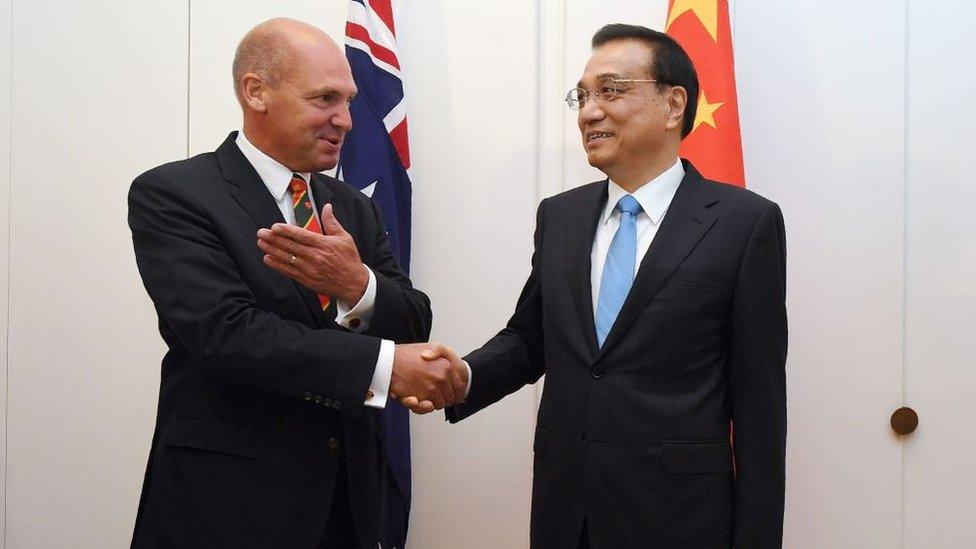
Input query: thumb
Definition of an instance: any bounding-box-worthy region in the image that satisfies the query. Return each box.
[320,203,346,236]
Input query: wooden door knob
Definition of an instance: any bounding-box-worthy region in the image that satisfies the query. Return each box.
[891,406,919,435]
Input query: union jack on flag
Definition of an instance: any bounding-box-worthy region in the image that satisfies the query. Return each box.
[338,1,414,547]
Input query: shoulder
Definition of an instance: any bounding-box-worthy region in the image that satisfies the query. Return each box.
[131,151,220,194]
[698,178,782,224]
[538,179,606,213]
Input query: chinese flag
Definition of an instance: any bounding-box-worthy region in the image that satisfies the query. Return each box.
[666,0,745,187]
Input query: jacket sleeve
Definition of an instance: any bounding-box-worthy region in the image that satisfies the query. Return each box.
[447,200,548,422]
[728,202,788,547]
[128,169,394,415]
[361,197,433,344]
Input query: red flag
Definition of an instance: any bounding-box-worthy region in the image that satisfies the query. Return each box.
[666,0,745,187]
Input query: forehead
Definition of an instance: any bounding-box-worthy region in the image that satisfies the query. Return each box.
[578,39,654,85]
[284,38,356,93]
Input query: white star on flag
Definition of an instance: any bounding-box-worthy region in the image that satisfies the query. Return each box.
[361,181,378,198]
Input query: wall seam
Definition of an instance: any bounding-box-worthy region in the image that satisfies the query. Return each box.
[186,0,191,158]
[900,0,910,548]
[3,0,12,543]
[534,0,566,410]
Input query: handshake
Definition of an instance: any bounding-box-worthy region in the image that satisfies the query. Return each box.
[390,343,467,414]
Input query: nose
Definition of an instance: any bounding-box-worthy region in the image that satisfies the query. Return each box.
[578,98,606,127]
[333,102,353,132]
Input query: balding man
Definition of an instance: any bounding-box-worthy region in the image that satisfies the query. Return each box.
[128,18,464,548]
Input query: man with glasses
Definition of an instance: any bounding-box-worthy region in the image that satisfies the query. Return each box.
[409,23,787,548]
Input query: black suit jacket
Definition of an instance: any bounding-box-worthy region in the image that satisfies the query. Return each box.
[450,161,787,549]
[128,133,431,548]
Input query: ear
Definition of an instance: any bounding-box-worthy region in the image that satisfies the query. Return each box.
[665,85,689,132]
[240,72,270,114]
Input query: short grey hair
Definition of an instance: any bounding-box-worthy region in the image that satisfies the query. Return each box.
[231,29,288,105]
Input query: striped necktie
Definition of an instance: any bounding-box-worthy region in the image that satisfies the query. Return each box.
[289,173,330,310]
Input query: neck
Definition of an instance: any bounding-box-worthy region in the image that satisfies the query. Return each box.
[610,157,679,193]
[241,122,292,170]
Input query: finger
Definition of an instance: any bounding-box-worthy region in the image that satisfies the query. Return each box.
[449,366,467,403]
[257,238,302,267]
[421,341,461,364]
[435,361,459,406]
[263,254,310,284]
[420,342,443,361]
[269,222,327,246]
[429,390,447,410]
[320,203,347,236]
[258,231,318,261]
[401,397,434,414]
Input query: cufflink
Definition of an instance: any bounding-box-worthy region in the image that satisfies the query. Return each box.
[349,317,361,329]
[366,390,375,400]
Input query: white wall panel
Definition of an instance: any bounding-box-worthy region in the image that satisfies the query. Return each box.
[736,1,905,547]
[399,1,539,547]
[904,2,976,547]
[0,0,12,542]
[6,1,187,546]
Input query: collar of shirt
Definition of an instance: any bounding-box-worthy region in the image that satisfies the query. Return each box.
[601,158,685,226]
[235,130,312,200]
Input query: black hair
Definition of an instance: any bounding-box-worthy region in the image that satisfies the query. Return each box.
[592,23,700,138]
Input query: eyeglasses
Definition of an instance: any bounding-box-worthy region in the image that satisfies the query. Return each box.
[565,78,659,111]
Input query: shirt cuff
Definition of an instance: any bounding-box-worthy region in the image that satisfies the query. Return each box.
[336,265,376,332]
[364,339,394,409]
[461,360,472,399]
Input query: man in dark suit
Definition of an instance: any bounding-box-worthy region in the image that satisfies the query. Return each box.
[404,24,787,548]
[128,18,465,548]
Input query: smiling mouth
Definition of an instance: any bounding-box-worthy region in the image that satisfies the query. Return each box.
[319,136,342,148]
[586,132,613,146]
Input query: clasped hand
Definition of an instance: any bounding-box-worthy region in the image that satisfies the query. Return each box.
[392,343,467,414]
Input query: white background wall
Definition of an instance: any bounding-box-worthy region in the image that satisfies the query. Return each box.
[1,1,974,548]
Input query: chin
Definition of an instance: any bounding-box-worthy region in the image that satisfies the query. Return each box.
[587,152,610,170]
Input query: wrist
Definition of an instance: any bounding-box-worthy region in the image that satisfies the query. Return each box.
[341,263,369,305]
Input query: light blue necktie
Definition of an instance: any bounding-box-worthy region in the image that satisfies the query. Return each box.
[595,195,643,347]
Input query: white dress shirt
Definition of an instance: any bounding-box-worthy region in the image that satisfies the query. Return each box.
[236,131,394,409]
[591,159,684,313]
[463,160,684,394]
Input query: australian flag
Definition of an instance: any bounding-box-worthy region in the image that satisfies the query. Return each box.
[338,1,414,547]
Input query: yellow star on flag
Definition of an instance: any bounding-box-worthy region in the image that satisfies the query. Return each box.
[692,90,724,132]
[666,0,719,42]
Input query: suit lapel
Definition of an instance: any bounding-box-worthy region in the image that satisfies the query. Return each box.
[216,132,330,327]
[595,162,720,360]
[567,182,608,360]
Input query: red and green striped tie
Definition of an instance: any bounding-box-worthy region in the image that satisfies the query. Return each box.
[289,173,330,310]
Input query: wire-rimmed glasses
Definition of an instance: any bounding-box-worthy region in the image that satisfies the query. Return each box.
[565,78,659,111]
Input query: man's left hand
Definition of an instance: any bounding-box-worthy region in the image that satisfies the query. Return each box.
[257,203,368,305]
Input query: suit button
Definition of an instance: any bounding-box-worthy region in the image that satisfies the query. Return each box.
[327,437,341,453]
[581,433,588,443]
[591,368,604,379]
[314,395,323,404]
[322,398,332,407]
[332,401,343,410]
[303,392,312,401]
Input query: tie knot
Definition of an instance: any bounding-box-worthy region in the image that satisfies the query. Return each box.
[616,195,642,216]
[289,174,308,196]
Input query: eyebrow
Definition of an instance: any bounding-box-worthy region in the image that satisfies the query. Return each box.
[576,72,624,88]
[306,86,356,99]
